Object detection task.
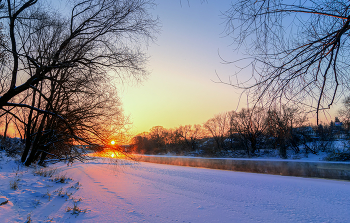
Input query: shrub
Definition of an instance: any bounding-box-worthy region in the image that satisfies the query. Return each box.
[33,168,57,177]
[324,152,350,161]
[43,189,51,201]
[52,174,72,183]
[9,179,19,190]
[66,202,88,215]
[25,213,32,223]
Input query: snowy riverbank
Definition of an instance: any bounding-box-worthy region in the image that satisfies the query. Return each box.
[1,152,350,222]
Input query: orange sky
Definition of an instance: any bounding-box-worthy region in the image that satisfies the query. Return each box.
[119,1,247,134]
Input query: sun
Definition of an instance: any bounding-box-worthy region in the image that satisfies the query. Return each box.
[111,153,115,158]
[111,140,115,145]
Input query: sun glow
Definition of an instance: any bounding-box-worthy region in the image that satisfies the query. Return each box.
[89,148,127,159]
[87,140,130,159]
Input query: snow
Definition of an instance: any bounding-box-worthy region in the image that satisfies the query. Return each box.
[1,151,350,222]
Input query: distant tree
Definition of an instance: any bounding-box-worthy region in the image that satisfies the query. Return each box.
[166,128,182,150]
[229,108,267,156]
[130,134,150,154]
[265,106,308,158]
[222,0,350,122]
[317,123,335,143]
[338,96,350,131]
[204,112,230,153]
[175,124,203,152]
[130,125,205,155]
[148,126,168,153]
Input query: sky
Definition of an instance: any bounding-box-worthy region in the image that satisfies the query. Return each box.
[120,1,246,134]
[1,0,340,138]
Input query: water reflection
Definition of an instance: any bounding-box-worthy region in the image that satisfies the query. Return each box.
[134,155,350,181]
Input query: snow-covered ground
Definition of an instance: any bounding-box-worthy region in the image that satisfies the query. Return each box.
[1,151,350,223]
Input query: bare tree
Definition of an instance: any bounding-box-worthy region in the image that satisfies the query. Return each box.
[0,0,158,165]
[229,108,267,156]
[222,0,350,122]
[204,112,230,152]
[130,125,205,155]
[130,133,150,154]
[148,126,168,153]
[20,70,130,165]
[265,106,308,158]
[338,96,350,131]
[130,127,168,155]
[175,124,203,152]
[2,112,11,138]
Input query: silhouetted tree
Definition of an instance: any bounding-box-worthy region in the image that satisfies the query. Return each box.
[265,106,308,158]
[204,112,230,153]
[0,0,158,165]
[223,0,350,122]
[175,124,203,152]
[338,96,350,131]
[148,126,168,154]
[229,108,267,156]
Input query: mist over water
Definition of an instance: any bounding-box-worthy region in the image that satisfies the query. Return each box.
[133,155,350,181]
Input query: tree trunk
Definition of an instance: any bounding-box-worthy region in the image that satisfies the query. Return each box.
[21,90,36,163]
[250,136,257,155]
[3,116,9,138]
[25,113,48,166]
[38,152,48,166]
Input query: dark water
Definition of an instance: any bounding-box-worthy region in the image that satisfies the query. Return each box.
[134,155,350,181]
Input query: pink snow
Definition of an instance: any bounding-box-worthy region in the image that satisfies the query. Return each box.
[58,159,350,222]
[1,156,350,222]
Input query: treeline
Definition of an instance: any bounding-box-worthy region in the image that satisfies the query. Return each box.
[130,106,346,158]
